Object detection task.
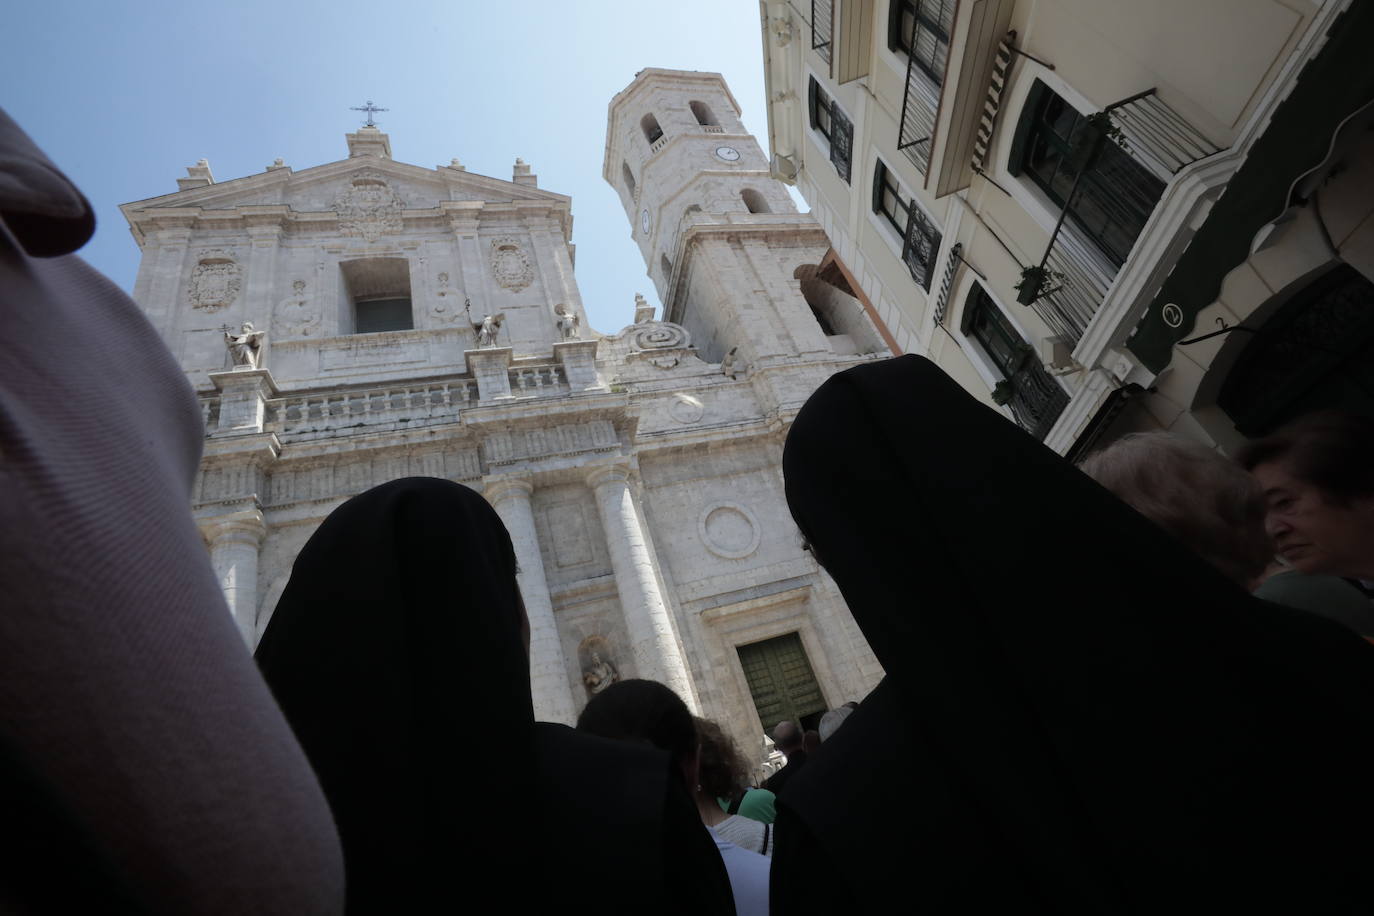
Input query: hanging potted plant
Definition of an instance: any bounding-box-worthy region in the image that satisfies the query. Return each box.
[1014,264,1065,305]
[991,379,1015,406]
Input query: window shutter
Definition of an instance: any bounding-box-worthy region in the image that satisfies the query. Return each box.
[808,78,819,130]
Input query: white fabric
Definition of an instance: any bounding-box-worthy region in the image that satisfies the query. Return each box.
[713,813,772,856]
[709,827,771,916]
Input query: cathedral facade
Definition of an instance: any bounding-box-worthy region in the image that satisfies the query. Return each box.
[121,69,885,755]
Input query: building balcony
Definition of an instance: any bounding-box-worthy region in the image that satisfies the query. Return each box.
[1022,89,1223,346]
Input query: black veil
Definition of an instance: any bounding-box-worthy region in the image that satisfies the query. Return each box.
[776,356,1374,913]
[256,477,734,914]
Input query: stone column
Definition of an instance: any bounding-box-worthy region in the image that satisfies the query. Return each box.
[484,476,578,725]
[586,463,695,707]
[205,510,268,647]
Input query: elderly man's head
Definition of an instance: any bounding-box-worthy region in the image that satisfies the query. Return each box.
[772,720,803,754]
[1080,431,1272,587]
[1238,411,1374,581]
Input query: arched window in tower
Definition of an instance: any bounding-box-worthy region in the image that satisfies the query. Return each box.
[741,189,770,214]
[622,161,637,199]
[795,263,885,357]
[689,101,719,127]
[661,254,673,281]
[641,113,664,146]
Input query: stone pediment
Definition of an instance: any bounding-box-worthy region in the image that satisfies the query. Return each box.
[130,156,568,215]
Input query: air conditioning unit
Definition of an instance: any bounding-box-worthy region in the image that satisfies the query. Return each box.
[1039,336,1076,371]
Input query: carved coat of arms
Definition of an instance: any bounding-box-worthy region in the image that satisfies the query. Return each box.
[189,250,242,312]
[490,236,533,291]
[334,170,404,241]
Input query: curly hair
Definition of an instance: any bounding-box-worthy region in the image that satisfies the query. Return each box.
[693,717,749,800]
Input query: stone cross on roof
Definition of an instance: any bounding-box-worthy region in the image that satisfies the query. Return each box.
[349,100,389,128]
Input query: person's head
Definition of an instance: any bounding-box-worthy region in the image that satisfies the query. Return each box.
[818,706,853,741]
[1238,412,1374,580]
[254,477,531,894]
[772,720,802,754]
[694,717,748,800]
[1078,431,1272,586]
[576,679,697,786]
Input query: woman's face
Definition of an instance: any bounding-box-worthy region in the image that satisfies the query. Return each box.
[1252,460,1374,579]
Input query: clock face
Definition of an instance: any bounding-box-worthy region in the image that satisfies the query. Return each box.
[641,208,651,234]
[715,146,741,162]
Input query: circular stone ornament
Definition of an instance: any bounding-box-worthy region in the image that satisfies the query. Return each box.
[714,146,741,162]
[668,393,705,424]
[699,502,762,559]
[641,208,651,234]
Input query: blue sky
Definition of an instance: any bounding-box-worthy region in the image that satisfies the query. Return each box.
[3,0,800,334]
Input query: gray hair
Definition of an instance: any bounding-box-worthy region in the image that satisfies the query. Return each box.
[818,706,853,741]
[1079,431,1271,586]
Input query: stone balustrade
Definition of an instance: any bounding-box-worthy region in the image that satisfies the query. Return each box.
[508,364,567,394]
[263,378,480,438]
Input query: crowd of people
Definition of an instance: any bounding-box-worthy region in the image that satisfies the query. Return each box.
[7,105,1374,912]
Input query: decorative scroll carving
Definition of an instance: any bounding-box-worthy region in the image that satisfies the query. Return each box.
[189,250,241,312]
[628,322,691,351]
[490,236,533,291]
[333,170,404,241]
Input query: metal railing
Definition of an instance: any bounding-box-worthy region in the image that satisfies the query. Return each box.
[1107,88,1222,178]
[902,204,941,289]
[898,59,939,176]
[812,0,833,65]
[829,102,854,183]
[1024,88,1224,344]
[1008,359,1070,441]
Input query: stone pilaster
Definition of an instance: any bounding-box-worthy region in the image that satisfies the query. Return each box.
[585,463,695,707]
[484,475,578,725]
[204,510,268,646]
[244,210,287,319]
[209,367,278,435]
[465,347,513,401]
[552,339,603,392]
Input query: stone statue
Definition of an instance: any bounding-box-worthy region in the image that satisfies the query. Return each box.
[582,650,619,696]
[473,312,505,348]
[722,346,746,379]
[553,303,580,340]
[224,322,265,369]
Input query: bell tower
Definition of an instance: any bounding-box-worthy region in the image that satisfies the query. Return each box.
[604,69,888,369]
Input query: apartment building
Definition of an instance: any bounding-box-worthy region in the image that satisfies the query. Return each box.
[761,0,1374,453]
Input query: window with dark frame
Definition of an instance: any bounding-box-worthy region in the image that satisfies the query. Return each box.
[1018,84,1165,267]
[872,159,941,289]
[873,160,910,238]
[888,0,955,85]
[808,78,852,184]
[961,283,1070,441]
